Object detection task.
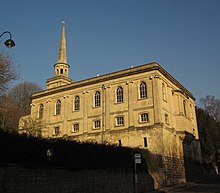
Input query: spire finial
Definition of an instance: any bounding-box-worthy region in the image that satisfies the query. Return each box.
[57,21,67,64]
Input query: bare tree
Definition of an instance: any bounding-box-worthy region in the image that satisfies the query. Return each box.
[200,95,220,123]
[8,82,42,115]
[0,95,23,132]
[0,52,18,95]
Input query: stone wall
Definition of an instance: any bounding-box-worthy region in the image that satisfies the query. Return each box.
[149,156,186,188]
[1,157,212,193]
[0,165,154,193]
[163,156,186,185]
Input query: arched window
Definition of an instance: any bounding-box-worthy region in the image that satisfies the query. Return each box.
[55,100,61,115]
[74,96,80,111]
[39,104,44,118]
[140,82,147,99]
[60,68,63,74]
[116,86,123,103]
[94,91,101,107]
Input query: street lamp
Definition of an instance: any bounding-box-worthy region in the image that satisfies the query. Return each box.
[0,31,15,48]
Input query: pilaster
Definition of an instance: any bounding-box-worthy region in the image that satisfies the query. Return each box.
[83,91,88,133]
[127,81,134,127]
[152,75,162,124]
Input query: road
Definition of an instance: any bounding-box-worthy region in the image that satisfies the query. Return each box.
[164,175,220,193]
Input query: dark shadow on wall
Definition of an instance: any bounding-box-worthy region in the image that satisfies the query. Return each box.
[0,130,157,193]
[136,158,155,192]
[182,131,216,182]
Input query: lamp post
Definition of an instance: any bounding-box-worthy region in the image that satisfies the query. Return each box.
[0,31,15,48]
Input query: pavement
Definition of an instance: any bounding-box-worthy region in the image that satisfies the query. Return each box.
[148,175,218,193]
[156,182,195,193]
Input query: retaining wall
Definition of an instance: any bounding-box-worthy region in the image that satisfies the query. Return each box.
[0,165,154,193]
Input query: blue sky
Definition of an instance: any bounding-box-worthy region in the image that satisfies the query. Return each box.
[1,0,220,103]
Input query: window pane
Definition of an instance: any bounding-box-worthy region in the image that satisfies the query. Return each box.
[165,114,169,124]
[143,137,148,147]
[94,120,101,129]
[74,96,80,111]
[117,86,123,103]
[117,117,124,126]
[141,113,149,122]
[94,91,101,107]
[39,104,44,118]
[73,124,79,132]
[183,100,187,116]
[54,126,60,135]
[140,82,147,99]
[56,100,61,115]
[118,140,122,146]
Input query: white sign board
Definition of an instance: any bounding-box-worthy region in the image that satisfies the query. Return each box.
[134,153,141,164]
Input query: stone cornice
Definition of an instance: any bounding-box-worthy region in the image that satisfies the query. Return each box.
[53,62,70,68]
[46,75,72,83]
[32,62,195,100]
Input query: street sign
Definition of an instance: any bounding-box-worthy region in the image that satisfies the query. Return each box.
[134,153,141,164]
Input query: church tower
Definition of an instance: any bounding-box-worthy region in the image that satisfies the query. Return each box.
[46,21,72,89]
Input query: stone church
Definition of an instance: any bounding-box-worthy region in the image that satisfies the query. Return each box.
[19,22,202,184]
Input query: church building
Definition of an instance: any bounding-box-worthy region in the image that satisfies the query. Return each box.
[19,22,202,185]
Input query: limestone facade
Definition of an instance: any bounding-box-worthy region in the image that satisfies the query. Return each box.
[19,23,201,163]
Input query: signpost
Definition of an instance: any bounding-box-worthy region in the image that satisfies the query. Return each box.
[134,153,141,193]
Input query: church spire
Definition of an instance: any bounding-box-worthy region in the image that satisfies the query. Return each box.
[57,21,67,64]
[54,21,70,77]
[46,21,72,89]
